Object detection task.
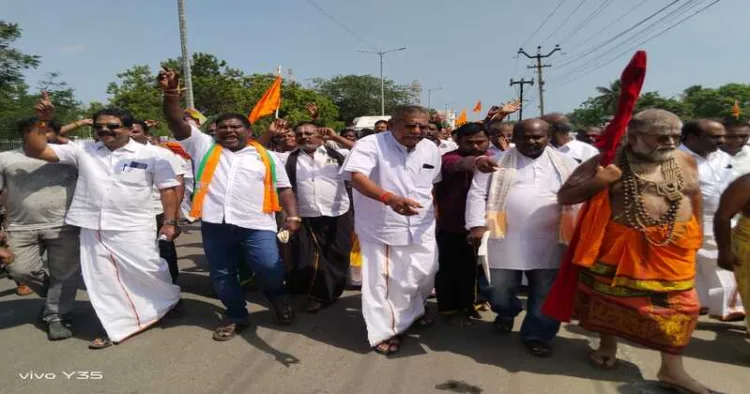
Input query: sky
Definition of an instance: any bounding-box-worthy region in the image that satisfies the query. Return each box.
[2,0,746,119]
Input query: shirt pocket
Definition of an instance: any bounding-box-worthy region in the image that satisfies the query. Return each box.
[236,155,267,182]
[117,168,150,187]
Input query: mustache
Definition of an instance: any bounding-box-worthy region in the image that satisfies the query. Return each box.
[96,131,116,137]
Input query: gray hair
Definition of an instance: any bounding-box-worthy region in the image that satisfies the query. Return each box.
[627,109,683,136]
[391,105,429,122]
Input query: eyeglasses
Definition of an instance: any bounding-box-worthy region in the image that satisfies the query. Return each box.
[93,123,124,131]
[403,123,430,131]
[635,132,681,143]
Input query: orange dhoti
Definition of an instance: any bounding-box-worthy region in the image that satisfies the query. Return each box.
[573,191,702,354]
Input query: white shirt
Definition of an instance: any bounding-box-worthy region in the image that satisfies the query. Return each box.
[555,139,599,164]
[465,148,575,270]
[487,143,515,158]
[276,146,350,218]
[729,145,750,181]
[437,139,458,156]
[179,127,291,232]
[151,148,190,215]
[341,132,442,246]
[679,145,733,234]
[50,139,180,231]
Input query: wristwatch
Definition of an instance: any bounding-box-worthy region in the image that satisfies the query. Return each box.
[285,216,302,223]
[163,219,178,226]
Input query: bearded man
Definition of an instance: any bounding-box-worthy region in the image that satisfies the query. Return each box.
[557,109,717,394]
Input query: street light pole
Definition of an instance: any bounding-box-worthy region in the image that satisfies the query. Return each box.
[358,47,406,116]
[427,87,442,113]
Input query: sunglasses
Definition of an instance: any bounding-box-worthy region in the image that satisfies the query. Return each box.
[93,123,124,131]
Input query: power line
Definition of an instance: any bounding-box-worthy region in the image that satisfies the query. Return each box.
[574,0,649,48]
[559,0,614,44]
[520,0,569,48]
[541,0,589,45]
[306,0,378,51]
[554,0,705,77]
[552,0,722,88]
[554,0,679,69]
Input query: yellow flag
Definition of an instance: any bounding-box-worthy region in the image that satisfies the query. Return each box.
[248,76,282,124]
[456,109,468,126]
[732,99,741,120]
[473,100,482,113]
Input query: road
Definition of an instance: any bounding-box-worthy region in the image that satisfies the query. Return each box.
[1,224,748,394]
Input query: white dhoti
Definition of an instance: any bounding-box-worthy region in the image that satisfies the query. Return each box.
[360,239,438,346]
[695,227,744,321]
[80,228,180,342]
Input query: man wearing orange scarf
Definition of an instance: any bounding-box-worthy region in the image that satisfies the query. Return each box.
[160,69,300,341]
[557,109,716,394]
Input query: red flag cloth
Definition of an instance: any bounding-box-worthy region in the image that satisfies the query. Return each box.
[541,51,647,322]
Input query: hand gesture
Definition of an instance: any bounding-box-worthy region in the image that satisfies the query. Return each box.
[317,127,336,140]
[466,227,487,246]
[79,118,94,127]
[474,156,499,173]
[305,103,320,120]
[34,91,55,121]
[384,194,423,216]
[594,164,622,185]
[144,120,159,128]
[268,119,288,135]
[499,99,522,115]
[157,67,180,91]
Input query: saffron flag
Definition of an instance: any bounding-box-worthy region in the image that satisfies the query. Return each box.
[184,108,207,126]
[541,50,647,322]
[473,100,482,113]
[248,76,282,124]
[732,99,741,120]
[455,109,468,126]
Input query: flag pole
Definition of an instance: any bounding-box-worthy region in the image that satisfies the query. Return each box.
[275,65,282,119]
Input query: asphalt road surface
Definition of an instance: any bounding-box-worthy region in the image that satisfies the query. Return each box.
[1,224,748,393]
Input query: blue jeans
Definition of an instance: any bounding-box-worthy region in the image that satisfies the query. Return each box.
[489,268,560,343]
[201,222,285,323]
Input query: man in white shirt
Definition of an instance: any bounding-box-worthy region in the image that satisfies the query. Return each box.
[160,68,300,341]
[721,119,750,180]
[543,113,599,164]
[341,105,442,355]
[679,119,743,321]
[278,123,355,313]
[466,119,578,358]
[131,120,188,283]
[425,121,458,155]
[23,98,181,350]
[486,121,515,157]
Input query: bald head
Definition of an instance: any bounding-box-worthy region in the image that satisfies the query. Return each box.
[514,119,550,158]
[681,118,726,156]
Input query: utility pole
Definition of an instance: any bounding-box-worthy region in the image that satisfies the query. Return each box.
[177,0,194,109]
[509,78,534,121]
[518,45,560,116]
[427,87,442,113]
[358,47,406,116]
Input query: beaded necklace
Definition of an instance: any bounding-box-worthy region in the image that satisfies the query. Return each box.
[620,151,684,246]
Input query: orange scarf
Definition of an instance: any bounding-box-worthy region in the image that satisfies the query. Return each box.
[190,140,280,218]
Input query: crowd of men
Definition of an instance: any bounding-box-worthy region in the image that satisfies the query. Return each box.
[1,67,749,394]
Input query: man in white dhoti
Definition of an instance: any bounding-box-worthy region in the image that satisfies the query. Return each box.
[679,119,743,321]
[466,119,578,357]
[23,95,181,349]
[341,105,442,355]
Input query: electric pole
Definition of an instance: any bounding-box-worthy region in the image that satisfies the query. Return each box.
[427,87,442,113]
[518,45,560,116]
[509,78,534,121]
[177,0,194,109]
[358,47,407,116]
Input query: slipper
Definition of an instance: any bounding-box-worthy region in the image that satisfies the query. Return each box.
[658,380,725,394]
[588,350,617,370]
[88,336,112,350]
[522,340,552,358]
[212,321,249,342]
[373,336,401,356]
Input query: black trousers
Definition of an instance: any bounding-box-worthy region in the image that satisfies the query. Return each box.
[156,214,179,283]
[286,214,353,303]
[435,230,477,314]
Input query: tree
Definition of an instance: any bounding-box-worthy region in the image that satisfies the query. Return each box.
[635,91,690,118]
[106,65,163,123]
[0,21,41,138]
[312,75,417,123]
[593,80,621,115]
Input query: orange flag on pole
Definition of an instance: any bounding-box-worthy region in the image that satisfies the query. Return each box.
[248,75,282,124]
[456,109,468,126]
[473,100,482,113]
[732,99,741,119]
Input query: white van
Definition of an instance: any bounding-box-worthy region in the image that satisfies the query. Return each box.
[351,116,391,131]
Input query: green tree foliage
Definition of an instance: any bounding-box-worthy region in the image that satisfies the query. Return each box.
[0,21,42,138]
[311,74,417,123]
[106,65,163,123]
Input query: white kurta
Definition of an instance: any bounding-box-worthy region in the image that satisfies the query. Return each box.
[359,240,438,346]
[680,145,743,319]
[465,149,574,270]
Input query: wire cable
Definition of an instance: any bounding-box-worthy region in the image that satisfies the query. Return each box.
[541,0,589,45]
[559,0,614,44]
[520,0,569,48]
[306,0,378,50]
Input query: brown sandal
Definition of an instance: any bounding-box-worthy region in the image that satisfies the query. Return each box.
[88,336,112,350]
[212,320,249,342]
